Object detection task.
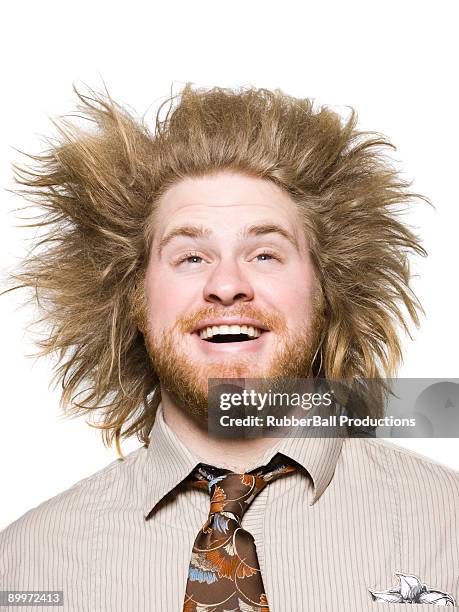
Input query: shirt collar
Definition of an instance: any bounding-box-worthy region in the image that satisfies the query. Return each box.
[143,403,344,520]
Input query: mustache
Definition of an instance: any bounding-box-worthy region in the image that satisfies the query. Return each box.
[175,304,287,334]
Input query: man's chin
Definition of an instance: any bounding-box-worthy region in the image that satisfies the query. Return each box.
[145,320,324,423]
[152,352,276,423]
[196,359,264,380]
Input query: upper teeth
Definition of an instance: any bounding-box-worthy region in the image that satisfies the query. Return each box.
[199,324,262,339]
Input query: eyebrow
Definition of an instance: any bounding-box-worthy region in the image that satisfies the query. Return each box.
[157,222,299,255]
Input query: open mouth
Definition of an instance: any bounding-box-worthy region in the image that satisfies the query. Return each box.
[198,324,264,344]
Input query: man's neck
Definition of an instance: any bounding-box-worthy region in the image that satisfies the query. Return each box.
[160,394,284,473]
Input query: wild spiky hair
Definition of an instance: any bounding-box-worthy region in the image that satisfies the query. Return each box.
[2,83,428,455]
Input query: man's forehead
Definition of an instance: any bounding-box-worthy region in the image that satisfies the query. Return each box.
[151,171,305,249]
[157,170,292,202]
[155,172,299,218]
[156,193,299,222]
[154,197,302,238]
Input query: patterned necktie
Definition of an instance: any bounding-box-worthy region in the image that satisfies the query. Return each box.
[182,453,297,612]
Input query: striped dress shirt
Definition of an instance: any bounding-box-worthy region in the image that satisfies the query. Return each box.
[0,402,458,611]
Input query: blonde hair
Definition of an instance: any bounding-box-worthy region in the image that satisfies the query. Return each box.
[2,83,429,455]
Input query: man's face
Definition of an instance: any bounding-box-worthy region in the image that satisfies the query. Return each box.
[142,170,325,423]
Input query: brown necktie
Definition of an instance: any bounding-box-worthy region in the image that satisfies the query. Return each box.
[182,454,297,611]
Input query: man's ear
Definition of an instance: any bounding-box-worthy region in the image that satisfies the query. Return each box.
[129,275,148,334]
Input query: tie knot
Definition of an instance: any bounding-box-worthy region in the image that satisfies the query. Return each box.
[208,472,267,520]
[187,453,297,521]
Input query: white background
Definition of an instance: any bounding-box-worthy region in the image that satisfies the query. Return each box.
[0,1,458,530]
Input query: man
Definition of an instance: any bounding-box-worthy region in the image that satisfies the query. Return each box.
[0,84,457,611]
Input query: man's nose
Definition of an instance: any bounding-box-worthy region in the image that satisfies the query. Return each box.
[203,259,254,306]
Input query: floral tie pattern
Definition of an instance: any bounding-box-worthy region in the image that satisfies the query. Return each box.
[182,454,297,612]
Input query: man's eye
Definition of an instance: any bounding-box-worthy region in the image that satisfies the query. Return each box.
[255,252,280,262]
[176,252,204,265]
